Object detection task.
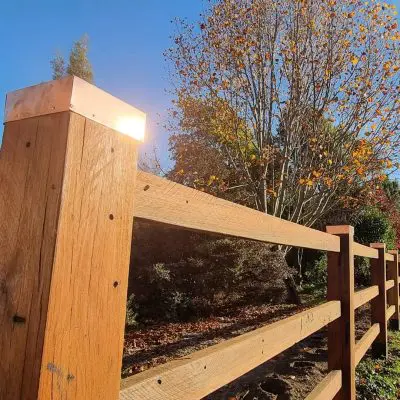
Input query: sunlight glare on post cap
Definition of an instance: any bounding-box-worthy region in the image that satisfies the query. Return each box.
[4,76,147,143]
[116,115,146,142]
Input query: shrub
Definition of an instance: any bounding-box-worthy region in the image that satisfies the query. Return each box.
[125,294,139,328]
[303,249,372,295]
[355,257,371,288]
[356,331,400,399]
[354,207,396,250]
[128,221,295,322]
[303,254,327,298]
[352,207,396,287]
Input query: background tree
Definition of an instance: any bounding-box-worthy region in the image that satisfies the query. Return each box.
[168,96,257,204]
[50,52,66,80]
[368,179,400,248]
[50,34,94,83]
[166,0,400,227]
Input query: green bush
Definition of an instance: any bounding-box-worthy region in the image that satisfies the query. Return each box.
[303,254,327,298]
[125,294,139,328]
[357,359,398,399]
[356,331,400,399]
[355,257,371,288]
[135,238,293,321]
[355,207,396,250]
[129,221,295,322]
[303,247,379,295]
[352,207,396,287]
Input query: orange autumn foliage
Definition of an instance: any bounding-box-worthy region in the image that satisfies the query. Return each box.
[166,0,400,227]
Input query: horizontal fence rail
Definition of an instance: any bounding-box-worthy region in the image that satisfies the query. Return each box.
[387,305,396,321]
[355,324,380,366]
[134,172,340,252]
[386,253,395,262]
[354,286,379,309]
[386,280,395,291]
[120,302,341,400]
[353,242,378,259]
[305,370,342,400]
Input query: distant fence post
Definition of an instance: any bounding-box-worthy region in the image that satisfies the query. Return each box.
[370,243,388,358]
[387,250,399,330]
[326,225,355,400]
[0,77,145,400]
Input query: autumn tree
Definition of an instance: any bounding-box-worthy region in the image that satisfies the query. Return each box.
[168,96,258,204]
[366,179,400,248]
[166,0,400,227]
[50,34,94,83]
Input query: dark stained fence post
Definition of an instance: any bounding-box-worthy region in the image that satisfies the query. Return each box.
[387,250,399,330]
[326,225,355,400]
[370,243,388,358]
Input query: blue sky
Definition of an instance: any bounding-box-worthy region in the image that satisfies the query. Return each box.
[0,0,205,166]
[1,0,400,168]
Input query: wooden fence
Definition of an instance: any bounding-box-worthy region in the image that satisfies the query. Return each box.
[0,77,399,400]
[120,174,400,400]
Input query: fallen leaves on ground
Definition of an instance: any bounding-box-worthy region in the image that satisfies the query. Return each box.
[122,303,304,377]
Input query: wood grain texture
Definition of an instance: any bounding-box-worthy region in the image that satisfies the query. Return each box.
[387,250,399,327]
[354,286,379,309]
[354,324,380,366]
[0,113,70,400]
[386,305,396,321]
[386,253,395,262]
[305,370,342,400]
[134,172,340,252]
[386,280,395,291]
[370,244,388,358]
[353,243,378,259]
[37,113,138,400]
[326,225,355,400]
[120,301,341,400]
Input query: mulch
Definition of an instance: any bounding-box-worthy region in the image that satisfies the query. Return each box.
[122,301,372,399]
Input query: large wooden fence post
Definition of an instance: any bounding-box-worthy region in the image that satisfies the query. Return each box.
[326,225,355,400]
[370,243,388,358]
[387,250,400,330]
[0,77,145,400]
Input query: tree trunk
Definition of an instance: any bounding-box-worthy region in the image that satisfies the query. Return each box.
[285,276,302,305]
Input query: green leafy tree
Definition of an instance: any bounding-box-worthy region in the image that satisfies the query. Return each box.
[382,180,400,209]
[355,207,396,250]
[50,34,94,83]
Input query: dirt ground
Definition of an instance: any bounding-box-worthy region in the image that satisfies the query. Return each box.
[122,302,372,399]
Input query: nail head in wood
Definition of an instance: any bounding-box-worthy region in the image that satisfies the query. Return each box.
[13,315,26,324]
